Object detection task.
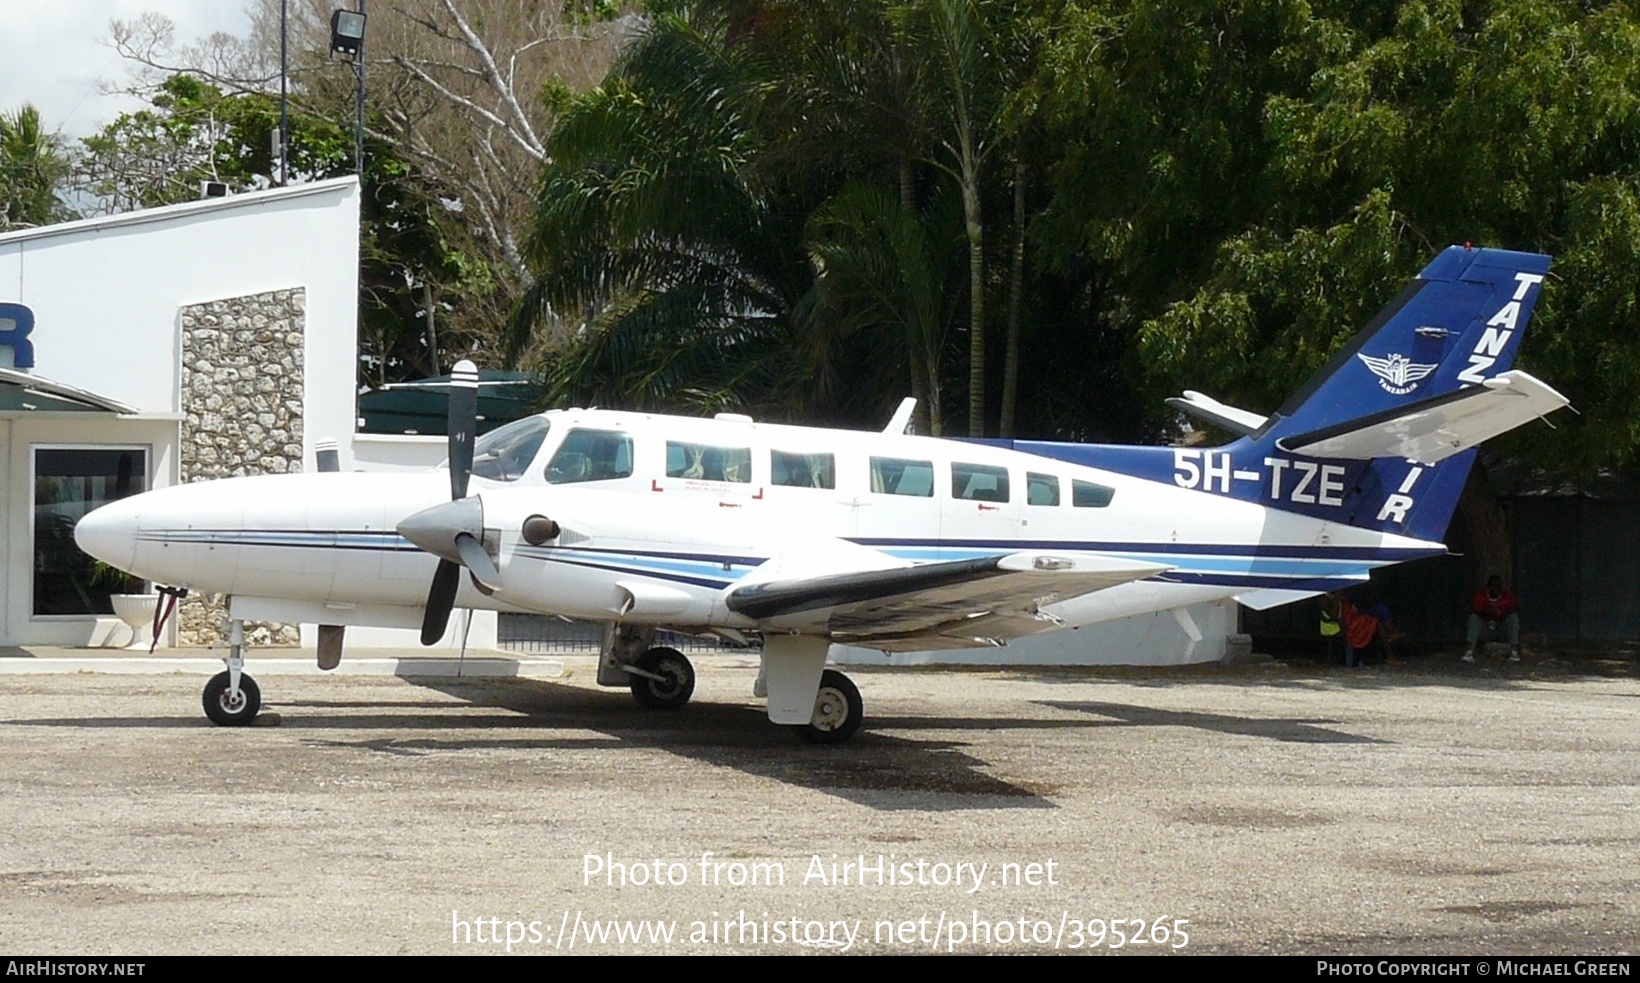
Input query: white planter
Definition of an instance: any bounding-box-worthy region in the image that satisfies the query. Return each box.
[109,593,160,649]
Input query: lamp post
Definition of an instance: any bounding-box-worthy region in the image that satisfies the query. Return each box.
[329,5,367,174]
[278,0,288,186]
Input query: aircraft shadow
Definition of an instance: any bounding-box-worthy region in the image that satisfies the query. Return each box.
[399,675,1057,812]
[1039,700,1388,745]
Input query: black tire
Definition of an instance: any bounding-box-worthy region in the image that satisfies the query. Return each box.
[203,671,261,727]
[794,669,863,744]
[628,647,695,710]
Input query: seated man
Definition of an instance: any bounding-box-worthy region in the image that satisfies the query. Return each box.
[1464,575,1521,663]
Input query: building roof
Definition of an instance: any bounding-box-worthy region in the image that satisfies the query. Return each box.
[0,366,135,414]
[0,176,360,248]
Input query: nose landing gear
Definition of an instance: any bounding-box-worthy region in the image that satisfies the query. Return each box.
[202,618,261,726]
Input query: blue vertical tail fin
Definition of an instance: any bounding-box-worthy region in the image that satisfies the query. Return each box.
[1245,245,1551,541]
[1010,245,1554,543]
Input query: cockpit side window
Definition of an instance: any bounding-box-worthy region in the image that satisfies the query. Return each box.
[468,416,551,482]
[546,429,634,484]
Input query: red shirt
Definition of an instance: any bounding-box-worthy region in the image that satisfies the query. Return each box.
[1339,600,1380,649]
[1472,589,1519,621]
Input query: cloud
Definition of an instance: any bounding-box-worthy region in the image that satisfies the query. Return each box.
[0,1,253,137]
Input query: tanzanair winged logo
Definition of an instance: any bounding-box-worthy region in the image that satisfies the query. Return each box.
[1357,352,1438,395]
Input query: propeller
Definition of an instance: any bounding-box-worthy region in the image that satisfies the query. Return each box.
[402,360,483,645]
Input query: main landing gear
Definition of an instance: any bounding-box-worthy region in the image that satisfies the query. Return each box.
[793,669,863,745]
[599,625,867,742]
[203,618,261,726]
[626,646,696,710]
[601,625,698,710]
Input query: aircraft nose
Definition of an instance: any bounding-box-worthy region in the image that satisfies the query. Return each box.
[74,497,141,570]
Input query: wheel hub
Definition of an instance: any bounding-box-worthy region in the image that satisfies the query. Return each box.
[811,688,848,731]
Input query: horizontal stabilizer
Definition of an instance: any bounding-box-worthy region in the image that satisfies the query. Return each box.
[1234,588,1323,611]
[1276,370,1568,464]
[1166,390,1269,437]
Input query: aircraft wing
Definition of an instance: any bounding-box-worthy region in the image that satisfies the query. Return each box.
[725,552,1170,650]
[1275,370,1568,464]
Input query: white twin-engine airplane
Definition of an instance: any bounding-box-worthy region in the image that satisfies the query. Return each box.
[76,246,1568,742]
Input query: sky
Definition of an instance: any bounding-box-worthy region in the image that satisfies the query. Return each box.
[0,1,255,138]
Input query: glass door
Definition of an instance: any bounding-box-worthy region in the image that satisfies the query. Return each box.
[32,447,148,616]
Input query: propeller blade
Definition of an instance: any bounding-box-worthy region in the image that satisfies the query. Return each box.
[421,559,460,645]
[447,360,479,501]
[455,532,501,590]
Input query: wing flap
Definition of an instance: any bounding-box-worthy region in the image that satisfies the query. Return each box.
[1276,370,1568,464]
[726,552,1171,644]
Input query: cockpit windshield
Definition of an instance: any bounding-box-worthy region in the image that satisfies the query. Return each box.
[467,416,551,482]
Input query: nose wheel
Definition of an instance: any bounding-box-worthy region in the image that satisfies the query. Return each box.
[203,671,261,726]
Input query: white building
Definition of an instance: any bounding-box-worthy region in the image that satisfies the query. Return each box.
[0,177,498,649]
[0,177,1225,663]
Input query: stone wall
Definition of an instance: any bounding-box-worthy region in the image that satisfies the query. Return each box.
[176,289,306,646]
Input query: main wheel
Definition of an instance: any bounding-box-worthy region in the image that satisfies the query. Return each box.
[628,647,695,710]
[202,671,261,727]
[794,669,862,744]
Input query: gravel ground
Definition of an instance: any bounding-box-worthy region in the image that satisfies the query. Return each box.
[0,654,1636,955]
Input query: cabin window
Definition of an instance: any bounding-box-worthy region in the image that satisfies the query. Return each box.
[870,456,934,497]
[952,462,1010,502]
[469,416,551,482]
[1072,479,1116,508]
[1026,472,1060,506]
[545,429,634,484]
[772,450,835,489]
[666,441,752,483]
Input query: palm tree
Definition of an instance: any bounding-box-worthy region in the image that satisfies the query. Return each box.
[895,0,1004,436]
[513,12,817,415]
[0,105,69,230]
[802,181,965,435]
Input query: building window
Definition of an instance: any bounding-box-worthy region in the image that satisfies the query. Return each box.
[33,447,148,616]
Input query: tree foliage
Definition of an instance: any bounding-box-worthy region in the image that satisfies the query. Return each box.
[521,0,1640,473]
[1129,0,1640,472]
[97,2,630,382]
[77,72,492,384]
[0,105,71,230]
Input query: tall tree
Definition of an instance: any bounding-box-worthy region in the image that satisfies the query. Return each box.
[105,2,631,369]
[76,73,492,383]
